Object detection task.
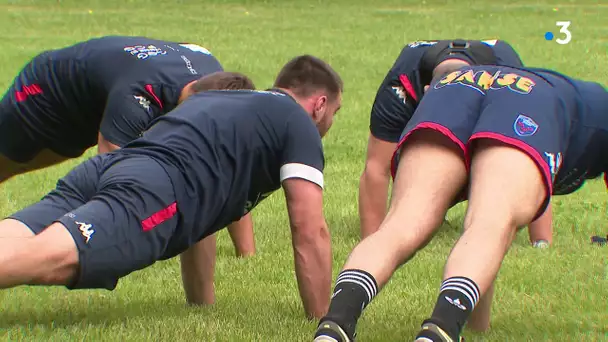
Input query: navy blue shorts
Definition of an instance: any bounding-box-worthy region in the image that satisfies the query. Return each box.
[9,153,180,290]
[0,53,90,163]
[391,66,570,214]
[0,94,41,163]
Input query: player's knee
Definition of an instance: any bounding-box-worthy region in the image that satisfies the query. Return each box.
[463,209,517,233]
[378,212,441,258]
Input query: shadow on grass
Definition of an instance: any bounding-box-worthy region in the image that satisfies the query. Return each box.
[465,311,608,341]
[0,281,308,333]
[0,295,191,329]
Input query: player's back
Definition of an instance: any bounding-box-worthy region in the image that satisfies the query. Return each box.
[527,68,608,194]
[122,89,322,242]
[61,36,221,90]
[387,39,524,102]
[40,36,223,126]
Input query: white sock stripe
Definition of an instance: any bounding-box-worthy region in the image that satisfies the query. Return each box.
[337,271,378,297]
[440,282,478,306]
[335,278,372,302]
[440,286,475,309]
[337,274,376,298]
[453,277,480,303]
[440,282,477,305]
[441,279,479,304]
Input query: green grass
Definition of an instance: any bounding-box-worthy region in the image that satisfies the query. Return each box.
[0,0,607,341]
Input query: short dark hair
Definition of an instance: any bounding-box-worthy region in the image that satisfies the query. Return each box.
[273,55,343,100]
[190,71,256,93]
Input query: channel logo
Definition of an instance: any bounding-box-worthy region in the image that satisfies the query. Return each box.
[545,21,572,45]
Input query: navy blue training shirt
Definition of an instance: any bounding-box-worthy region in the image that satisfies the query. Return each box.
[24,35,223,148]
[121,89,325,243]
[370,39,524,143]
[528,69,608,195]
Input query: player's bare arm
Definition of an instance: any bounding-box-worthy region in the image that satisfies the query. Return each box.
[226,213,256,257]
[284,177,332,320]
[527,202,553,246]
[179,234,218,306]
[97,132,121,154]
[358,134,397,238]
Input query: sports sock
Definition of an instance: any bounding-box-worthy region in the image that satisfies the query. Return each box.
[319,269,379,339]
[424,276,481,340]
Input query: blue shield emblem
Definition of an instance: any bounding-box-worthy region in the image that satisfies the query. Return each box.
[513,114,538,137]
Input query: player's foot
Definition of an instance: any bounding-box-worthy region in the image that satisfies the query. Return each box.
[532,239,550,248]
[591,235,607,246]
[313,320,351,342]
[414,320,463,342]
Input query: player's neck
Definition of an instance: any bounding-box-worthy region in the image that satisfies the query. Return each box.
[273,87,297,100]
[178,81,196,104]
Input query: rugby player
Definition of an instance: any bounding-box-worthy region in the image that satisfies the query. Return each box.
[359,39,552,247]
[0,55,343,319]
[0,35,256,257]
[314,64,607,341]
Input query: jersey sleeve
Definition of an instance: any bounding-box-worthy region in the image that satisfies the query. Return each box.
[99,90,159,146]
[369,44,425,143]
[280,111,325,189]
[369,74,416,143]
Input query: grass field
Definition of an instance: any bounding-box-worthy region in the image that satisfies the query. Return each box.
[0,0,607,341]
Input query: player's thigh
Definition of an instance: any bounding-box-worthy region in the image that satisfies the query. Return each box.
[467,140,546,227]
[2,55,91,162]
[55,156,179,291]
[7,155,104,235]
[0,93,45,168]
[469,79,564,221]
[0,113,82,180]
[391,77,485,178]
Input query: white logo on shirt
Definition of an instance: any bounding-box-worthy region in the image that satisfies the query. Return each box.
[124,45,167,60]
[243,191,274,214]
[76,221,95,243]
[133,95,151,111]
[407,40,438,48]
[391,85,407,104]
[179,43,212,55]
[181,55,197,75]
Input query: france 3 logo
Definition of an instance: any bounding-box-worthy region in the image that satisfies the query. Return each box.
[544,21,572,45]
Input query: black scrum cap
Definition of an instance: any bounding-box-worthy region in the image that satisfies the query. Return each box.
[419,39,498,85]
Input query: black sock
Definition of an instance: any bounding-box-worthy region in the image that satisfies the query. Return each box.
[319,269,379,339]
[424,276,480,340]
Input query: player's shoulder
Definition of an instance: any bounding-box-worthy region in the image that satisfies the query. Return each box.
[478,39,509,48]
[241,89,307,112]
[247,89,316,129]
[524,67,599,90]
[184,89,304,114]
[399,39,510,51]
[383,41,435,77]
[396,40,438,59]
[82,36,218,61]
[80,35,163,49]
[483,39,519,55]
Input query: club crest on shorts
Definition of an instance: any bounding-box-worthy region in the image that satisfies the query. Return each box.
[513,114,538,137]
